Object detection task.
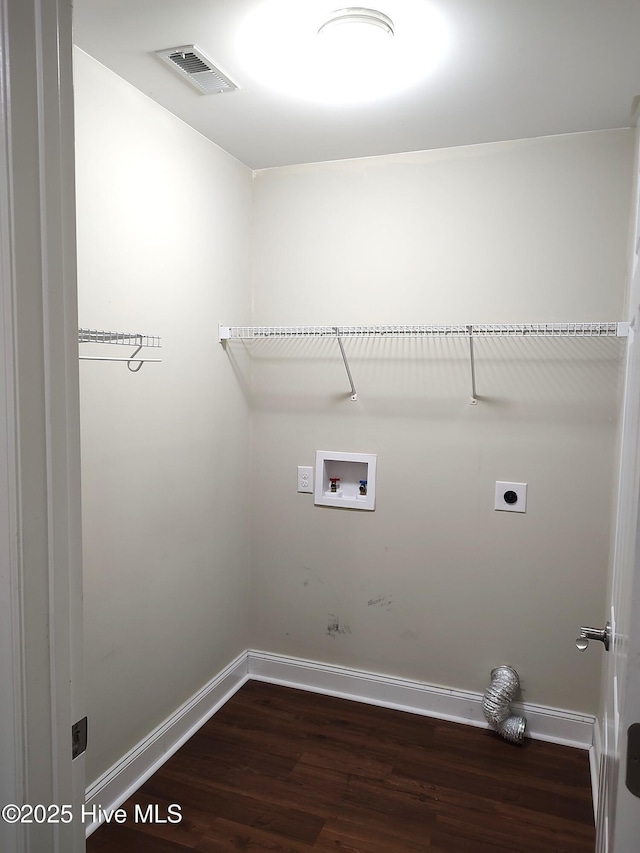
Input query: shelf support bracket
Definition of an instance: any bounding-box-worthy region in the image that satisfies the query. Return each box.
[335,328,358,401]
[468,326,478,404]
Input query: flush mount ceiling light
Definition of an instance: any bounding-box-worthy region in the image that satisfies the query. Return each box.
[317,7,395,40]
[236,0,449,104]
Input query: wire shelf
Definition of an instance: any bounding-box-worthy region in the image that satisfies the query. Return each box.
[78,328,162,370]
[219,322,628,341]
[218,321,628,404]
[78,329,161,348]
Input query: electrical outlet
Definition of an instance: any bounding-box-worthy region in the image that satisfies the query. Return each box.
[495,481,527,513]
[297,466,313,493]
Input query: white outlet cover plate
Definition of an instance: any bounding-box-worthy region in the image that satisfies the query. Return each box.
[495,481,527,512]
[297,465,314,493]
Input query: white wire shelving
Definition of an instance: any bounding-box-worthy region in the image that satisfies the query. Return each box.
[218,322,629,403]
[219,322,628,340]
[78,328,162,371]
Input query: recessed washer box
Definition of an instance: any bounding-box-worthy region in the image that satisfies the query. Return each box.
[314,451,377,511]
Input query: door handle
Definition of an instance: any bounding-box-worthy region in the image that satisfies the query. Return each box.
[575,622,611,652]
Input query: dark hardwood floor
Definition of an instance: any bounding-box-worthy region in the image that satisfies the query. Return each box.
[86,680,595,852]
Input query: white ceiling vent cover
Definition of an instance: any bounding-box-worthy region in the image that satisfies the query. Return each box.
[155,45,238,95]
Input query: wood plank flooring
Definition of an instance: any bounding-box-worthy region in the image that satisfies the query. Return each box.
[86,680,595,852]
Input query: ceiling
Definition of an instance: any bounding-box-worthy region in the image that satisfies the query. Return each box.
[72,0,640,170]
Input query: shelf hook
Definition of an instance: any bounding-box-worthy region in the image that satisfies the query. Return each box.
[334,328,358,401]
[126,340,145,372]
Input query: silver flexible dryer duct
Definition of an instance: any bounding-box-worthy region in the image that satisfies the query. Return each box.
[482,665,526,744]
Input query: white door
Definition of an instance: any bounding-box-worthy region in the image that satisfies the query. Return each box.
[0,0,85,851]
[596,131,640,852]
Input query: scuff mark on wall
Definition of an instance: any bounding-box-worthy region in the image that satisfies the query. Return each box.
[303,566,324,588]
[327,613,351,637]
[367,593,394,611]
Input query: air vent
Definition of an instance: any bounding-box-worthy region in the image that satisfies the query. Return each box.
[155,45,238,95]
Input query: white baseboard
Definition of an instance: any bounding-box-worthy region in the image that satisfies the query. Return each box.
[246,650,596,750]
[84,651,249,836]
[85,648,596,838]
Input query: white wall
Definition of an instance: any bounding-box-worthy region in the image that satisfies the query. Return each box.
[246,130,633,714]
[251,133,628,325]
[74,50,253,783]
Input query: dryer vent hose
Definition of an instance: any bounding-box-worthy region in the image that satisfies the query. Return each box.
[482,665,526,745]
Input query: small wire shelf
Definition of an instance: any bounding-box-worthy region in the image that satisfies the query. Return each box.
[78,329,161,347]
[78,328,162,371]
